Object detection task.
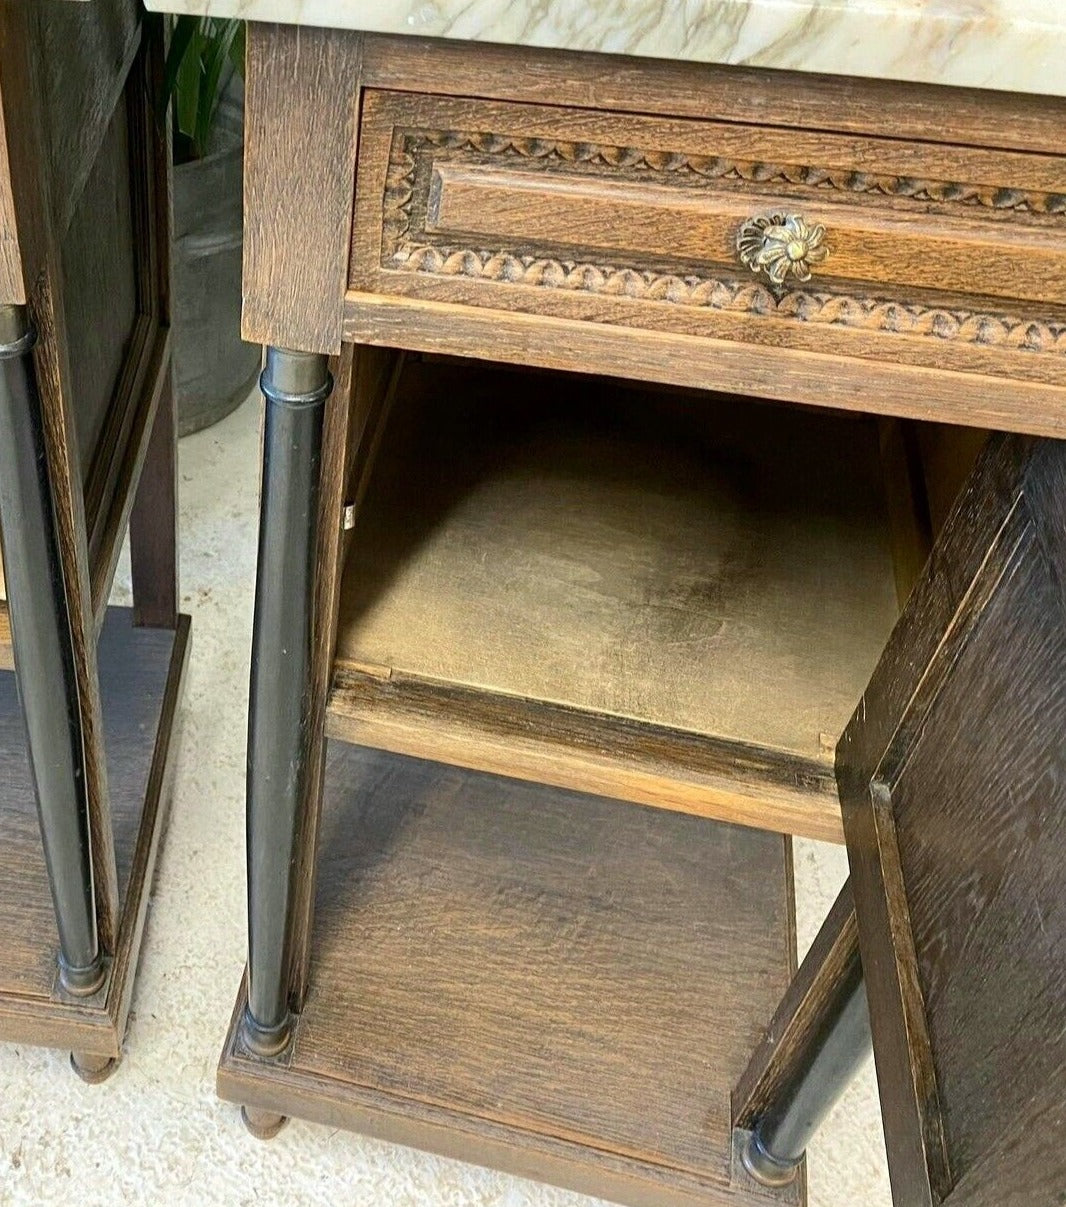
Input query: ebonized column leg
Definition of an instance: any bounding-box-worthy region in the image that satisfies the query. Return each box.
[241,347,331,1059]
[0,304,102,996]
[129,366,179,629]
[741,934,872,1186]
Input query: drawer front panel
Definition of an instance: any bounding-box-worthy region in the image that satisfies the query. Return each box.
[350,91,1066,392]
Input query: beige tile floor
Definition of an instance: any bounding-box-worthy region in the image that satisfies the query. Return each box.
[0,391,892,1206]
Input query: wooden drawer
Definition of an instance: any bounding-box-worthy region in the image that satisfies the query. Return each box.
[348,90,1066,431]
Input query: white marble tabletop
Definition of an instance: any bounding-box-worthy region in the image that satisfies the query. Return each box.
[142,0,1064,99]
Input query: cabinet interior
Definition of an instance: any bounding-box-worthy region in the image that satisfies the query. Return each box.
[327,353,986,840]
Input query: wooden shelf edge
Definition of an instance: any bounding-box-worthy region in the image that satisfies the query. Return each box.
[326,669,845,843]
[219,1025,779,1207]
[342,292,1066,437]
[103,611,190,1052]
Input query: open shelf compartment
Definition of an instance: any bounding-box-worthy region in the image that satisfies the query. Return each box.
[220,742,801,1207]
[327,358,904,841]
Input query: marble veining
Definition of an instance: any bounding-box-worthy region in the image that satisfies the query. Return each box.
[143,0,1064,97]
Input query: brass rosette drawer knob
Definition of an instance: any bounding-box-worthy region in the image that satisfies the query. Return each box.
[737,213,829,286]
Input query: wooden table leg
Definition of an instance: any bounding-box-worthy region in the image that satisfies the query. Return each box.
[241,346,332,1061]
[0,304,103,996]
[733,879,873,1187]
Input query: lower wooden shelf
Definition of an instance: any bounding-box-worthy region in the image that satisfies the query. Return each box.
[219,741,801,1207]
[0,606,190,1057]
[328,359,902,842]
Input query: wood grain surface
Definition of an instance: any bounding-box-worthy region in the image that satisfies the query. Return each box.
[357,91,1066,308]
[343,294,1066,436]
[0,608,188,1055]
[0,0,121,947]
[838,433,1066,1207]
[241,23,363,353]
[32,0,140,241]
[0,88,26,303]
[328,358,898,838]
[360,35,1066,157]
[339,69,1066,431]
[221,743,799,1207]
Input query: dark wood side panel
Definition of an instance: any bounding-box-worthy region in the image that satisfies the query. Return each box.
[242,23,363,354]
[61,94,139,480]
[838,433,1066,1207]
[0,1,120,948]
[33,0,140,239]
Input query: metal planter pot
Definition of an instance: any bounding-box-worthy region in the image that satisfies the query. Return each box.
[172,84,259,436]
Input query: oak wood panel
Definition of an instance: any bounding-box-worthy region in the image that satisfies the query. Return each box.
[88,325,171,625]
[83,19,174,620]
[344,294,1066,436]
[0,608,188,1056]
[426,161,1066,303]
[359,35,1066,157]
[0,1,120,948]
[221,743,799,1207]
[60,92,139,479]
[0,95,25,303]
[327,671,843,842]
[838,433,1066,1207]
[350,91,1066,401]
[328,358,899,840]
[33,0,141,241]
[241,23,363,354]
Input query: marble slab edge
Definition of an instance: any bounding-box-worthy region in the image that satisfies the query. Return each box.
[143,0,1063,99]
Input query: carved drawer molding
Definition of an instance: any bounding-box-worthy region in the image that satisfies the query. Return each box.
[348,90,1066,416]
[376,128,1066,360]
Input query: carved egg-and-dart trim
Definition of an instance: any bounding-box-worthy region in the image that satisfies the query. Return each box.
[737,214,830,286]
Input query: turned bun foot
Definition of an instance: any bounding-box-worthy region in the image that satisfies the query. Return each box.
[241,1105,288,1140]
[69,1050,119,1084]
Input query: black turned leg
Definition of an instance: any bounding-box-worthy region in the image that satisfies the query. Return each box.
[0,305,102,996]
[742,935,872,1187]
[241,347,331,1058]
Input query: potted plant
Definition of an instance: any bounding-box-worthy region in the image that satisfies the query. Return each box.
[163,17,259,435]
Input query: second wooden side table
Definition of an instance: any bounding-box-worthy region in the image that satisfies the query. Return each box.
[0,1,189,1079]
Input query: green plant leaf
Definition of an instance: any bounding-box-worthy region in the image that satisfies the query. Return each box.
[175,21,204,145]
[159,15,244,159]
[159,14,199,125]
[196,18,239,154]
[228,20,246,79]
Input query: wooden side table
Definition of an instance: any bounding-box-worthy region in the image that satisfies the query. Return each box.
[0,2,189,1079]
[195,21,1063,1207]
